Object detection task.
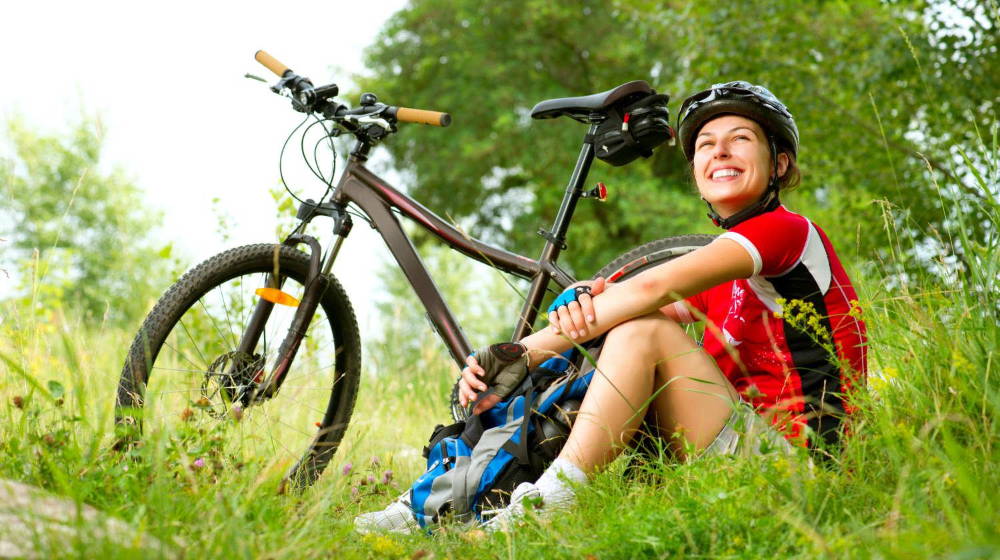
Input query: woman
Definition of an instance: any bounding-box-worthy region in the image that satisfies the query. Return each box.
[356,81,867,532]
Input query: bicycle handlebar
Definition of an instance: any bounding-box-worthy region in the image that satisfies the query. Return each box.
[254,50,452,128]
[392,107,452,127]
[255,50,291,77]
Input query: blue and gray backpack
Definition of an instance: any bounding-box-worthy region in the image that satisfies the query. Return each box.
[408,349,595,529]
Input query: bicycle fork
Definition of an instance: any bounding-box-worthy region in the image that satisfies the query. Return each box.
[238,206,353,403]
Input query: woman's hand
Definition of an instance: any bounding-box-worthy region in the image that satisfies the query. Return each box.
[457,354,503,415]
[548,277,607,339]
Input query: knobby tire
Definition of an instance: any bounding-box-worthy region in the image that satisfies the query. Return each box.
[115,244,362,488]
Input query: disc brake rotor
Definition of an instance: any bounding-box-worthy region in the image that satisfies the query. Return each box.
[200,351,266,417]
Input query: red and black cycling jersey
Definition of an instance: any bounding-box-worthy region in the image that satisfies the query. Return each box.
[673,206,867,446]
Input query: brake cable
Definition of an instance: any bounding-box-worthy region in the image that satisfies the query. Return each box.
[278,114,314,205]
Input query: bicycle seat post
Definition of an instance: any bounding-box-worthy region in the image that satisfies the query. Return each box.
[515,121,599,340]
[543,121,600,251]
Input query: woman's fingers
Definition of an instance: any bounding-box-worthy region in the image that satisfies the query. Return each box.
[461,356,487,406]
[461,366,487,392]
[558,304,578,339]
[464,355,486,379]
[580,277,605,324]
[547,278,609,334]
[459,375,480,406]
[548,310,561,334]
[591,276,607,295]
[578,292,596,324]
[550,303,588,338]
[565,301,588,336]
[458,378,470,407]
[472,393,501,415]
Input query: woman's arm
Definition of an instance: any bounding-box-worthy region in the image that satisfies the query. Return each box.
[458,237,754,410]
[520,237,755,362]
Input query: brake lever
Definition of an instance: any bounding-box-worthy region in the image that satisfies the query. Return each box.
[344,114,393,131]
[270,72,313,95]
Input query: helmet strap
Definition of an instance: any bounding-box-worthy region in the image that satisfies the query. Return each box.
[705,136,782,230]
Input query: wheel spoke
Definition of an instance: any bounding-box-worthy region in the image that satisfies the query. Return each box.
[163,329,209,372]
[199,293,238,351]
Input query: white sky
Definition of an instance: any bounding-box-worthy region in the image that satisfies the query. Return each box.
[2,0,409,335]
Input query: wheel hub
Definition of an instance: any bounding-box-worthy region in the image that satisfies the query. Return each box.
[201,351,266,416]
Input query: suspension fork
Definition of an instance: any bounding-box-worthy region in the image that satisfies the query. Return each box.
[252,234,326,399]
[244,205,353,401]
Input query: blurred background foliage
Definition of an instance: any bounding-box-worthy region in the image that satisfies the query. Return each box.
[358,0,997,280]
[1,0,996,328]
[1,117,173,326]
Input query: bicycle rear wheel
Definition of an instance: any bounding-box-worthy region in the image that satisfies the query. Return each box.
[116,244,361,488]
[594,234,716,282]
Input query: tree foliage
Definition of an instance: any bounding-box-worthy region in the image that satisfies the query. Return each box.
[357,0,997,277]
[1,117,170,325]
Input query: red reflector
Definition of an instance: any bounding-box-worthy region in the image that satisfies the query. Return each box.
[597,182,607,201]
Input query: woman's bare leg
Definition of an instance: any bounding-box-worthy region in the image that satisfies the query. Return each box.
[559,312,738,473]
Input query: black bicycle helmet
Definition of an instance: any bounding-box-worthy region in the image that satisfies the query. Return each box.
[677,80,798,162]
[676,81,799,229]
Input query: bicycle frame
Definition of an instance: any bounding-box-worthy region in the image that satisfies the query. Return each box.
[317,127,599,368]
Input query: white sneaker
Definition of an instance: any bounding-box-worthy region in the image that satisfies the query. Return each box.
[353,492,419,534]
[482,482,545,532]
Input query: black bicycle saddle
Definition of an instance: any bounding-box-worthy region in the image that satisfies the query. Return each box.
[530,80,654,120]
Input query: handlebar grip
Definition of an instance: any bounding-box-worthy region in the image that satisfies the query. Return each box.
[255,50,291,77]
[395,107,452,127]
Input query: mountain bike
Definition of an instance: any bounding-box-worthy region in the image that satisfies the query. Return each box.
[114,50,714,488]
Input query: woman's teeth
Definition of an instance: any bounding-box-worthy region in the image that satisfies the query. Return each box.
[712,168,742,179]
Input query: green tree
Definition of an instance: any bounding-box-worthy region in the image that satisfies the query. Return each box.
[1,116,171,325]
[357,0,997,278]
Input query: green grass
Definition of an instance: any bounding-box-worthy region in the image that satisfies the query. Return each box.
[2,265,998,559]
[1,140,998,559]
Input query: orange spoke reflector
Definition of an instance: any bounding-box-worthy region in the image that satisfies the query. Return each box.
[255,288,300,307]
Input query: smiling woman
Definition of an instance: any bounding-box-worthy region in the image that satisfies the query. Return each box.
[357,80,869,534]
[692,115,787,218]
[677,80,802,229]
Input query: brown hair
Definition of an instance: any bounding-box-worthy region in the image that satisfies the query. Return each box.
[775,144,801,192]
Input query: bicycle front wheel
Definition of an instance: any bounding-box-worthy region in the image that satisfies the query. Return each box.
[116,244,361,488]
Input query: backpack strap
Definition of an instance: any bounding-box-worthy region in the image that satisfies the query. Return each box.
[422,421,466,458]
[497,376,539,467]
[459,414,487,449]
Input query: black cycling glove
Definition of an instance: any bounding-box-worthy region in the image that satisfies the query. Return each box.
[471,342,530,402]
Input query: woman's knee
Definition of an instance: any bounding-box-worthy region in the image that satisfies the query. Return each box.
[606,312,684,342]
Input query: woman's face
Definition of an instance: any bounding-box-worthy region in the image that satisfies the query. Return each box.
[692,114,788,218]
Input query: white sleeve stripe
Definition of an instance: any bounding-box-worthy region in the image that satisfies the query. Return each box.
[718,232,762,276]
[672,301,694,323]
